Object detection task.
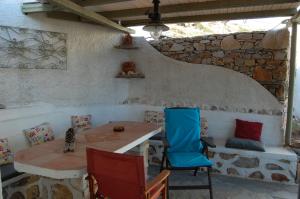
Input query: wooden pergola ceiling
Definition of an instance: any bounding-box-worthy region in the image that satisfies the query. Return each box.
[23,0,300,33]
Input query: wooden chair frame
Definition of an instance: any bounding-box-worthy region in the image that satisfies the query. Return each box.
[160,137,216,199]
[86,149,170,199]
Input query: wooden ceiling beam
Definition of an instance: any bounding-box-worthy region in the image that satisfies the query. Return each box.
[48,0,134,33]
[99,0,300,19]
[122,9,297,26]
[72,0,133,7]
[22,2,62,14]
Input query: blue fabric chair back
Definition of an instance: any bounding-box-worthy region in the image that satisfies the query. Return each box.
[164,107,202,153]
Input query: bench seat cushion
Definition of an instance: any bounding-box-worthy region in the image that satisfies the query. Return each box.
[226,137,265,152]
[1,163,22,181]
[212,139,297,161]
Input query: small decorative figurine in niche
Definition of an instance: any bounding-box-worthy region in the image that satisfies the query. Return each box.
[64,128,76,153]
[122,33,133,46]
[121,61,137,75]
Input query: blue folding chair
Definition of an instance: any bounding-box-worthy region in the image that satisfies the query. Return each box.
[160,107,216,199]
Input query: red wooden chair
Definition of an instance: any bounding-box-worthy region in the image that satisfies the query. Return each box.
[86,147,170,199]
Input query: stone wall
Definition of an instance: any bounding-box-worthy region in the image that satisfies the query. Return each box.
[150,29,290,103]
[149,140,297,184]
[2,174,88,199]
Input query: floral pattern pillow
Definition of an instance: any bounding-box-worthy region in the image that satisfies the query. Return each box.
[71,115,92,133]
[23,123,55,146]
[0,138,13,165]
[201,117,209,137]
[144,111,165,131]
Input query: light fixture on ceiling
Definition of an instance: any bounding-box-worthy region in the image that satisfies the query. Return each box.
[143,0,169,40]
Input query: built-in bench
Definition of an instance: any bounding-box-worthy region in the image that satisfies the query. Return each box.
[145,110,298,184]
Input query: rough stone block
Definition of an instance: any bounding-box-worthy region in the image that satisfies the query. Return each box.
[235,58,244,66]
[273,67,287,81]
[169,43,184,51]
[253,33,265,39]
[233,157,259,168]
[236,33,252,40]
[51,184,73,199]
[200,40,210,44]
[211,40,221,46]
[193,43,205,51]
[219,153,237,160]
[11,176,40,187]
[227,168,239,176]
[253,66,272,81]
[242,42,254,49]
[274,51,287,60]
[10,192,25,199]
[249,171,264,179]
[201,58,212,65]
[266,163,283,170]
[276,85,285,99]
[271,173,289,182]
[221,36,241,50]
[26,185,39,199]
[244,59,255,66]
[262,28,290,49]
[212,51,225,58]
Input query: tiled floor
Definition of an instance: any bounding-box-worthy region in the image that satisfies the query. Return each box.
[149,166,298,199]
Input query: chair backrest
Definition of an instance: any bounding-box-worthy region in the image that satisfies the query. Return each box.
[86,148,146,199]
[164,107,202,153]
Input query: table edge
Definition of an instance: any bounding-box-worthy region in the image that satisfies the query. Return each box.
[14,127,161,179]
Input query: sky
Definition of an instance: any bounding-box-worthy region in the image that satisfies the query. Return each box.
[130,17,289,39]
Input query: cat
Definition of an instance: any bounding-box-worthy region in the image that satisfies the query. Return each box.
[64,128,76,153]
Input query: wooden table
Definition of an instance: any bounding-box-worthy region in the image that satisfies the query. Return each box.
[15,121,161,179]
[13,122,161,199]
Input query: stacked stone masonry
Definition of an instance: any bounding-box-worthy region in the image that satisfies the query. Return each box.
[3,174,88,199]
[150,29,290,103]
[149,140,297,184]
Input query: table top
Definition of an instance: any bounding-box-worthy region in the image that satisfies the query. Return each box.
[14,121,161,179]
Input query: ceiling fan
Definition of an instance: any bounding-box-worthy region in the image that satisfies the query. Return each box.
[143,0,169,40]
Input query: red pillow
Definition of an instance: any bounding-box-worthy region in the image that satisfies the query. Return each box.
[235,119,263,141]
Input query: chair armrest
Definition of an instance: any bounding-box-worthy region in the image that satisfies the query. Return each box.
[201,137,216,148]
[145,170,170,194]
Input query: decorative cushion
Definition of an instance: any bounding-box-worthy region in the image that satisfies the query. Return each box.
[144,111,165,137]
[144,111,165,127]
[225,137,265,152]
[71,115,92,133]
[235,119,263,141]
[0,138,13,166]
[200,117,208,137]
[23,123,55,146]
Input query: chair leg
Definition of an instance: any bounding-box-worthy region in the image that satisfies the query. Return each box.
[166,177,170,199]
[160,152,166,172]
[193,168,199,176]
[207,167,213,199]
